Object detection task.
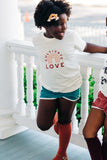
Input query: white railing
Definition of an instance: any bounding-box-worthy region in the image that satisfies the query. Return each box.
[6,39,107,148]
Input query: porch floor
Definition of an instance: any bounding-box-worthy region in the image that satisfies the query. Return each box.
[0,129,91,160]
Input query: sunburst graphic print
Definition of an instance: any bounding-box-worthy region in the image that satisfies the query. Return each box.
[45,50,64,69]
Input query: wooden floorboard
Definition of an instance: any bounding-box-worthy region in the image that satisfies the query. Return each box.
[0,129,91,160]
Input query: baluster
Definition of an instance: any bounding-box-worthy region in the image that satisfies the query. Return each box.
[34,57,41,110]
[15,54,26,115]
[93,68,102,100]
[72,106,79,134]
[79,66,90,134]
[93,68,103,139]
[25,56,35,117]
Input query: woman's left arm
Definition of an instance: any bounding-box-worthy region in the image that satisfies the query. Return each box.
[84,43,107,53]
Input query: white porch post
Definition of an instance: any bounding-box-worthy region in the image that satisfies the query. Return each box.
[0,0,25,139]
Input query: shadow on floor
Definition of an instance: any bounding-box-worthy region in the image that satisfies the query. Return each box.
[0,129,91,160]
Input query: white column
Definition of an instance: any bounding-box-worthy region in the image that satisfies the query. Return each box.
[0,0,25,139]
[0,0,23,109]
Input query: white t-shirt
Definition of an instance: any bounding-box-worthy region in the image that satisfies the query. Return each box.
[101,61,107,97]
[32,29,86,93]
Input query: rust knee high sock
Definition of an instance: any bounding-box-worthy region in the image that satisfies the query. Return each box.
[102,138,107,160]
[52,123,71,160]
[85,137,103,160]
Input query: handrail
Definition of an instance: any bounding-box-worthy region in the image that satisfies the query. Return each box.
[6,40,37,57]
[6,40,107,65]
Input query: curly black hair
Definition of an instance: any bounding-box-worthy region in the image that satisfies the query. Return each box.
[34,0,71,29]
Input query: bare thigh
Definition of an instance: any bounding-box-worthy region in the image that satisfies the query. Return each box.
[37,99,58,130]
[83,108,105,138]
[57,98,78,124]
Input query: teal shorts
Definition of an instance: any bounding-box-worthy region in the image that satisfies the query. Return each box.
[40,86,80,101]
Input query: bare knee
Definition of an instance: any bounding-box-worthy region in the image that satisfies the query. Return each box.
[37,122,51,131]
[83,126,97,138]
[37,119,52,131]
